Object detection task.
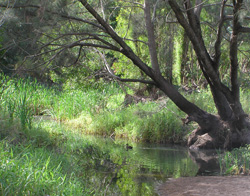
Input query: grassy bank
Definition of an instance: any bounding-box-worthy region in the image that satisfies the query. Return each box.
[0,75,202,195]
[2,75,250,143]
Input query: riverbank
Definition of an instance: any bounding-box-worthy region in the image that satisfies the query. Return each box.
[157,176,250,196]
[0,112,199,195]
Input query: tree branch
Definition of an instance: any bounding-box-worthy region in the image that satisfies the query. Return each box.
[230,0,241,101]
[72,42,120,51]
[214,0,227,71]
[194,0,203,19]
[239,27,250,33]
[144,0,160,75]
[73,45,83,65]
[168,1,219,86]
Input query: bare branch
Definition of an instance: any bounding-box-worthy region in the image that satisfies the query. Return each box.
[224,15,250,20]
[100,0,106,20]
[168,0,233,103]
[0,3,106,31]
[120,1,144,8]
[73,45,83,65]
[73,42,120,51]
[59,14,105,31]
[194,0,203,19]
[0,3,39,9]
[184,0,202,38]
[152,0,160,22]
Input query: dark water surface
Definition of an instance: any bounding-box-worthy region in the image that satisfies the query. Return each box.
[81,136,220,195]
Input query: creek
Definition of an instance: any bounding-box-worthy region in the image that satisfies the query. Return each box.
[81,136,220,195]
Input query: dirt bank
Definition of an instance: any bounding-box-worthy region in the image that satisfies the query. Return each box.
[157,176,250,196]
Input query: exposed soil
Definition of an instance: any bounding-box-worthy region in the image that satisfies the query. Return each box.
[157,176,250,196]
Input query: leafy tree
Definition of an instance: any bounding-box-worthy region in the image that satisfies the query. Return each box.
[1,0,250,149]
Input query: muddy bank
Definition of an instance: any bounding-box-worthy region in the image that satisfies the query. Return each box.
[157,176,250,196]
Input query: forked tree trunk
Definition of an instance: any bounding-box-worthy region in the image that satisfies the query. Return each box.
[167,0,250,149]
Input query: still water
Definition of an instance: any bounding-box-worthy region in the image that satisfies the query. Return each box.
[80,136,220,195]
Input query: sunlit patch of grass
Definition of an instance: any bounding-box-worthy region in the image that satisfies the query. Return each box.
[64,112,93,133]
[187,88,216,114]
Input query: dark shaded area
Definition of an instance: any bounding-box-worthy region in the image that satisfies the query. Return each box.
[188,149,220,176]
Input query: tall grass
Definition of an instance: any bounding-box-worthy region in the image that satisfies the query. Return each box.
[0,141,85,196]
[0,112,90,195]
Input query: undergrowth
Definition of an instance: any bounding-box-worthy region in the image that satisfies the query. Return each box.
[0,74,192,143]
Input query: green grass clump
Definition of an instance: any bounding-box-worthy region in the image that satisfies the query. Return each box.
[218,146,250,175]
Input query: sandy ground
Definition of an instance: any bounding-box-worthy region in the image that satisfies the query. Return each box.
[157,176,250,196]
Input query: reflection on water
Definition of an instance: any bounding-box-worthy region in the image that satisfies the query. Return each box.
[80,136,208,195]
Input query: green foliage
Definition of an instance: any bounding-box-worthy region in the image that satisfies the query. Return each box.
[112,2,149,81]
[240,89,250,116]
[69,99,187,143]
[187,89,216,114]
